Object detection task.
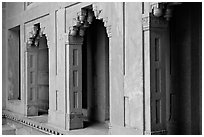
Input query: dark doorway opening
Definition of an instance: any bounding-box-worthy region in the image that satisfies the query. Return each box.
[82,19,110,127]
[167,3,202,135]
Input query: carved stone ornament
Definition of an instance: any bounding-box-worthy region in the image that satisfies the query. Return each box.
[69,26,78,36]
[92,4,102,19]
[69,4,112,38]
[26,24,46,47]
[69,8,94,37]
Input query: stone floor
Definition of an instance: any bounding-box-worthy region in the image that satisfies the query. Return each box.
[2,110,110,135]
[2,118,47,135]
[2,124,16,135]
[64,122,109,135]
[27,114,48,123]
[2,109,143,135]
[3,119,109,135]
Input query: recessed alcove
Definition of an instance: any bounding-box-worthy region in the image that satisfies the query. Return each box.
[82,17,110,126]
[26,23,49,116]
[8,25,21,100]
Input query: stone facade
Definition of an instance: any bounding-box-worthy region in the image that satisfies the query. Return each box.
[2,2,202,135]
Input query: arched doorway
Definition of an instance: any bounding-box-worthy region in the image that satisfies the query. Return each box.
[67,8,110,129]
[27,24,49,116]
[82,18,110,126]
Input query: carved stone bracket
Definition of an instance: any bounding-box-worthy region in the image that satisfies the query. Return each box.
[26,24,43,47]
[69,8,94,37]
[25,20,50,49]
[68,4,112,38]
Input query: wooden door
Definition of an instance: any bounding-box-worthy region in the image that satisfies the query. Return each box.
[150,29,167,133]
[69,42,83,129]
[27,49,38,116]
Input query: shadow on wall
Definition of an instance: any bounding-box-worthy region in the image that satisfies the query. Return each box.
[169,2,202,135]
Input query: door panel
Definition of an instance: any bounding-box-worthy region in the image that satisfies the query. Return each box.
[151,30,167,133]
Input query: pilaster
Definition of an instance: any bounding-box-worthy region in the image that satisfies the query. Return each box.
[142,13,169,135]
[65,35,84,130]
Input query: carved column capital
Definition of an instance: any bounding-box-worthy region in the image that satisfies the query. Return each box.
[142,14,168,31]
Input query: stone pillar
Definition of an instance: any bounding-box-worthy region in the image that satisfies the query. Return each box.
[65,36,84,130]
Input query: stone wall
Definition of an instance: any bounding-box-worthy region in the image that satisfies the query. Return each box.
[124,3,143,132]
[2,2,7,109]
[3,2,145,133]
